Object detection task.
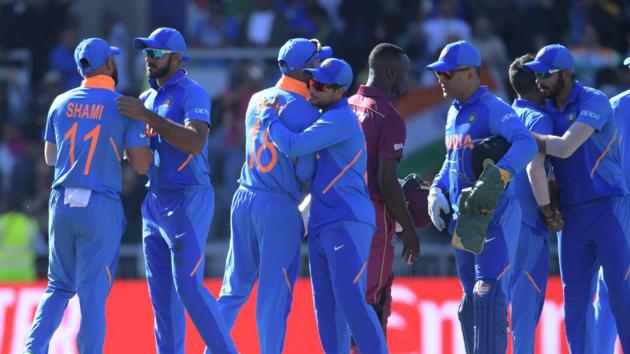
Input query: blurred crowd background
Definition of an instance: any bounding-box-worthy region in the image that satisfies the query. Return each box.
[1,0,630,280]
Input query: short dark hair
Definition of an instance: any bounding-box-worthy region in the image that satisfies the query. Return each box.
[368,43,406,70]
[509,53,537,96]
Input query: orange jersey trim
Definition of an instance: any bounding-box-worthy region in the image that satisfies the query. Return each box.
[276,75,310,100]
[177,155,193,172]
[81,75,115,91]
[590,131,617,178]
[322,149,362,194]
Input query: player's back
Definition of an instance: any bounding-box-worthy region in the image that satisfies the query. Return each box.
[512,101,552,231]
[46,77,143,198]
[239,86,319,201]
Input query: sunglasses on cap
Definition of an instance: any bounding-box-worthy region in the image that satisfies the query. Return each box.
[303,38,322,66]
[434,66,471,80]
[535,68,562,79]
[308,79,341,92]
[143,48,179,59]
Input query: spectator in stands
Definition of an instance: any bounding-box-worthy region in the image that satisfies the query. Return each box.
[49,21,82,91]
[422,0,471,55]
[243,0,288,46]
[192,0,240,48]
[571,23,621,87]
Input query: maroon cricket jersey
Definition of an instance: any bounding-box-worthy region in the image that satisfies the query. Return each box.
[349,85,406,201]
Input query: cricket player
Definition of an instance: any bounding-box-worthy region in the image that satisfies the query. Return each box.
[258,58,388,353]
[218,37,331,354]
[116,27,236,354]
[348,43,419,345]
[525,44,630,353]
[426,40,537,354]
[507,53,563,354]
[24,37,152,354]
[587,54,630,354]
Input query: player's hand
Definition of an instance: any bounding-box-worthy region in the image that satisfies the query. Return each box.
[257,95,279,118]
[428,187,450,231]
[117,96,152,121]
[540,203,564,231]
[400,227,420,265]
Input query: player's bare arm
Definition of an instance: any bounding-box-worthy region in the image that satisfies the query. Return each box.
[533,121,595,158]
[116,95,209,155]
[44,142,56,166]
[378,159,419,264]
[125,146,153,175]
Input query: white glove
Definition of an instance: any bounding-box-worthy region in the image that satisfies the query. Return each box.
[298,194,311,236]
[428,187,450,231]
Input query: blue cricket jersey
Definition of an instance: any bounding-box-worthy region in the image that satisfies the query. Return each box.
[610,89,630,188]
[545,82,627,206]
[261,98,374,232]
[432,86,538,217]
[238,76,319,201]
[140,70,212,190]
[512,99,553,231]
[44,75,148,198]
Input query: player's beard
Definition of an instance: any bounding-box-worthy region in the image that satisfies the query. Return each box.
[148,56,172,79]
[542,75,565,99]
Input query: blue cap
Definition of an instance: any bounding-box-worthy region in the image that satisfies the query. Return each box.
[303,58,353,90]
[278,38,333,74]
[426,40,481,72]
[524,44,575,72]
[74,38,120,76]
[624,56,630,66]
[134,27,189,62]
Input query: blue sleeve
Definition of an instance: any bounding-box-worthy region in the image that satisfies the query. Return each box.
[528,112,553,135]
[432,153,450,191]
[44,98,58,143]
[124,119,150,148]
[576,92,612,131]
[489,106,537,176]
[183,85,212,126]
[263,108,351,157]
[295,154,316,183]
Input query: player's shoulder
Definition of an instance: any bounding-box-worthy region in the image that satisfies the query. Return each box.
[578,84,611,108]
[610,89,630,109]
[180,77,209,97]
[482,94,517,121]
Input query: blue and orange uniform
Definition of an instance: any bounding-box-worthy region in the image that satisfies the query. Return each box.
[25,38,148,354]
[260,58,388,354]
[546,81,630,353]
[431,85,536,353]
[139,67,236,353]
[218,37,331,354]
[509,99,554,354]
[582,82,630,354]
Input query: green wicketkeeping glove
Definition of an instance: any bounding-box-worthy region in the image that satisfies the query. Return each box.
[452,189,493,254]
[465,159,511,215]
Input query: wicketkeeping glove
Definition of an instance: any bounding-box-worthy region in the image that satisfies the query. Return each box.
[464,159,511,214]
[452,189,493,254]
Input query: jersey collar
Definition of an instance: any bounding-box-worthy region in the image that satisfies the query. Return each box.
[276,75,310,99]
[149,69,187,90]
[545,80,582,113]
[356,85,389,100]
[454,86,488,110]
[81,75,115,91]
[513,99,542,111]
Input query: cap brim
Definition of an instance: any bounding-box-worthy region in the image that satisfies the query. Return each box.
[624,57,630,66]
[315,46,333,61]
[302,68,334,85]
[134,37,161,49]
[426,60,457,72]
[523,60,555,73]
[110,46,121,56]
